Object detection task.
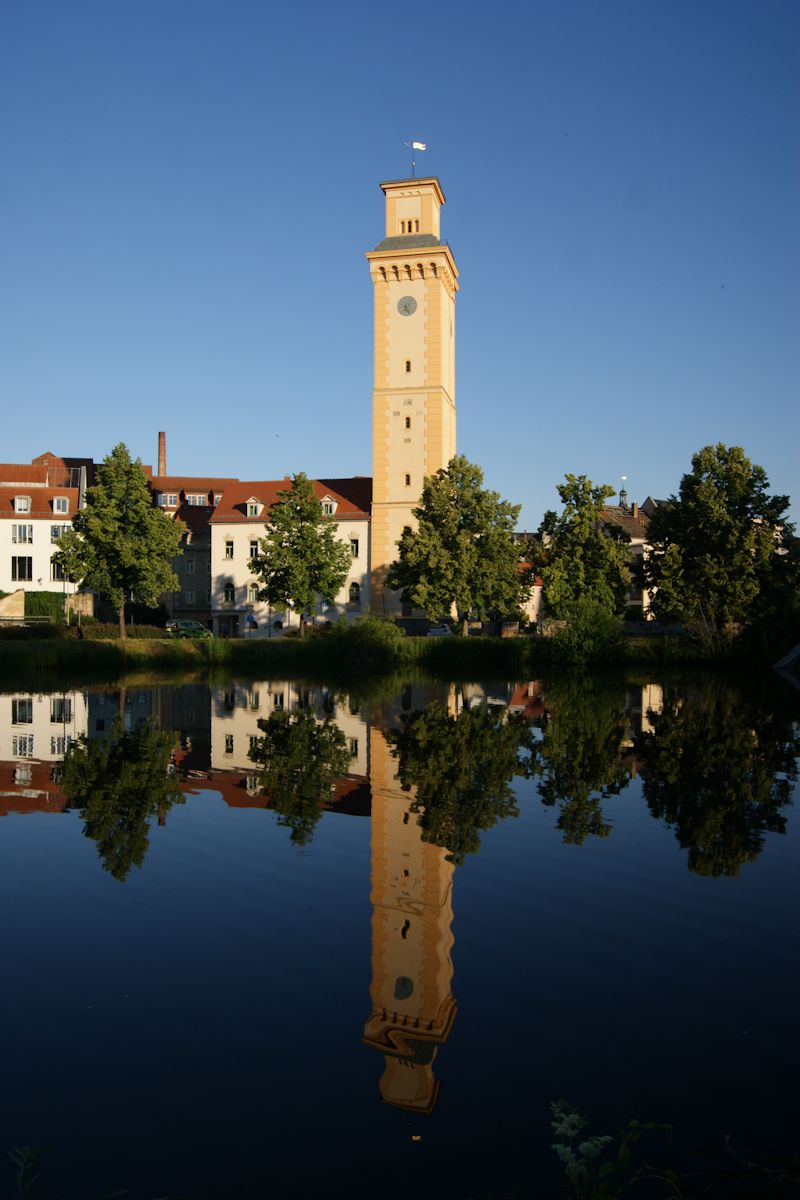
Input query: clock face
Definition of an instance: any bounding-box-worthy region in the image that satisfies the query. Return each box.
[397,295,417,316]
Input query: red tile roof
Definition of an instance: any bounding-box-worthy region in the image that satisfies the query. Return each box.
[210,477,372,523]
[0,486,81,519]
[0,465,50,485]
[150,476,238,492]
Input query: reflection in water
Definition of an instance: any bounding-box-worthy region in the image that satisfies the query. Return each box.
[387,696,535,865]
[59,719,183,881]
[531,678,632,844]
[248,709,352,845]
[636,682,800,877]
[1,674,798,1127]
[364,719,456,1114]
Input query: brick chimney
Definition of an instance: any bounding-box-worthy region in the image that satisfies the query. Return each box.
[158,432,167,477]
[631,501,639,518]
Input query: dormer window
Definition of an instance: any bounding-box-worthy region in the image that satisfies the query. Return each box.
[321,496,337,517]
[14,496,31,514]
[214,494,222,506]
[246,499,262,519]
[53,496,69,514]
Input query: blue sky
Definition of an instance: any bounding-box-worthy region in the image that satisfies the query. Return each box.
[1,0,798,527]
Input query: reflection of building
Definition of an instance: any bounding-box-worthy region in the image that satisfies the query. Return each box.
[363,711,457,1115]
[0,690,88,815]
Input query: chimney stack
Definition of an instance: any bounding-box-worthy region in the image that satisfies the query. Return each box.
[158,432,167,477]
[631,501,639,518]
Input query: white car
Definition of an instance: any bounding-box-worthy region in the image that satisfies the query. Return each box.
[426,624,454,637]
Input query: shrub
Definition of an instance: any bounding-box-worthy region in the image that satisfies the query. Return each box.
[24,591,64,620]
[551,600,624,668]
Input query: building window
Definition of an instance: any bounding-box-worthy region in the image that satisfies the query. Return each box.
[247,583,258,604]
[322,501,334,516]
[168,494,177,507]
[404,474,411,487]
[349,737,359,759]
[272,692,284,709]
[249,539,259,558]
[187,494,197,506]
[11,556,33,582]
[245,773,260,793]
[51,735,71,756]
[247,502,259,518]
[53,497,69,514]
[12,735,34,757]
[14,765,32,785]
[224,583,235,604]
[214,494,222,506]
[184,559,194,575]
[51,524,69,543]
[405,416,411,429]
[14,496,31,513]
[225,540,234,559]
[50,561,66,582]
[157,494,167,506]
[51,697,72,723]
[350,538,359,558]
[12,524,33,544]
[348,582,361,607]
[225,734,234,754]
[186,589,194,605]
[405,360,411,373]
[247,689,260,711]
[12,698,33,724]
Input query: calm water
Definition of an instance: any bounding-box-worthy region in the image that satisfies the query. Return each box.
[1,674,798,1198]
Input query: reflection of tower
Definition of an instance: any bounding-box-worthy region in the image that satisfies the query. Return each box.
[363,721,456,1114]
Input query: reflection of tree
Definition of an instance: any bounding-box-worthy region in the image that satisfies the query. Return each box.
[636,682,798,877]
[249,710,351,846]
[388,702,534,865]
[533,680,630,844]
[60,721,183,882]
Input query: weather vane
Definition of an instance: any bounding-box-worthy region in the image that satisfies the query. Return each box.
[404,140,427,177]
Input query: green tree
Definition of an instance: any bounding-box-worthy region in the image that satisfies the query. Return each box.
[248,708,352,845]
[386,455,526,633]
[537,475,632,619]
[636,680,798,877]
[388,700,534,864]
[641,444,797,634]
[249,473,352,637]
[532,678,630,844]
[59,720,183,882]
[53,443,184,638]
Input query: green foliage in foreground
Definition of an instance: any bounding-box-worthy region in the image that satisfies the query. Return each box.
[388,700,535,864]
[53,443,184,639]
[249,473,352,634]
[387,455,527,628]
[642,443,798,635]
[549,599,624,668]
[536,474,632,619]
[59,719,183,881]
[248,708,352,845]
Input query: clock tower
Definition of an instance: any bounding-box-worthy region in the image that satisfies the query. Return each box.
[367,177,459,616]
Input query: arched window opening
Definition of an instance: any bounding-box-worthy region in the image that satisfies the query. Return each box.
[429,262,437,276]
[404,473,411,487]
[223,582,235,604]
[348,582,361,607]
[404,360,411,373]
[405,415,411,428]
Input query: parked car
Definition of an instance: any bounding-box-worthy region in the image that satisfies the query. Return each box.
[165,619,213,639]
[426,624,454,637]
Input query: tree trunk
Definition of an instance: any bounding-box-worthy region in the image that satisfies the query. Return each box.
[461,614,469,638]
[119,605,126,640]
[299,614,306,640]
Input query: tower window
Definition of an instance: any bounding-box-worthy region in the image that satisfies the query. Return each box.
[404,360,411,373]
[404,474,411,487]
[405,416,411,429]
[400,220,405,233]
[414,219,419,232]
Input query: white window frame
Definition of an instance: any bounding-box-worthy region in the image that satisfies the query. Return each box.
[53,496,69,514]
[14,496,31,513]
[12,524,33,544]
[11,556,33,582]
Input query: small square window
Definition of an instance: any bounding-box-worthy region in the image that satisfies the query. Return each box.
[53,497,69,514]
[249,540,259,558]
[12,698,33,724]
[14,496,31,513]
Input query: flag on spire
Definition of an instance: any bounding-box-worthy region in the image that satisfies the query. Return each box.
[411,141,427,151]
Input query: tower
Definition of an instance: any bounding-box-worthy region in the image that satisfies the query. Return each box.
[367,177,459,616]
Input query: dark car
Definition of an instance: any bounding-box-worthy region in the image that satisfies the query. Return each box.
[165,620,213,639]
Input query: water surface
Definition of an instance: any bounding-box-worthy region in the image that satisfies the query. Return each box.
[1,675,798,1197]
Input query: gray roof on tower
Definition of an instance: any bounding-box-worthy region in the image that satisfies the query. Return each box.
[371,234,447,252]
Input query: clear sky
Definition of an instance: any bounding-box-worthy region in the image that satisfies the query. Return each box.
[1,0,798,527]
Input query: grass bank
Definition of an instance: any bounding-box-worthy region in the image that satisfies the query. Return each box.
[0,625,764,692]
